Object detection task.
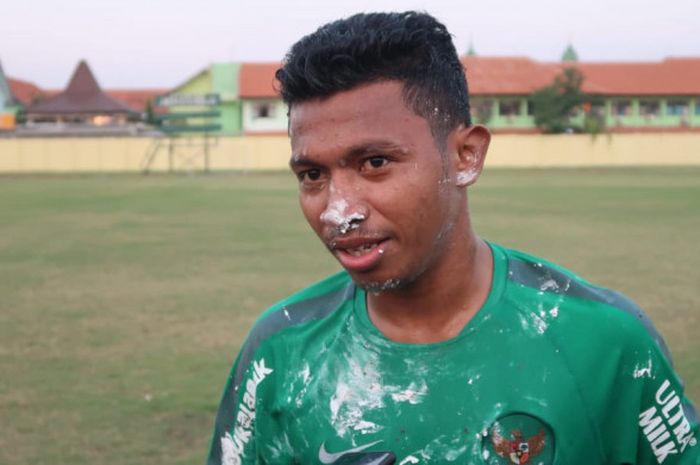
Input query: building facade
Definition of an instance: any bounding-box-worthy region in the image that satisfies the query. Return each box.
[232,56,700,135]
[157,63,241,135]
[6,56,699,136]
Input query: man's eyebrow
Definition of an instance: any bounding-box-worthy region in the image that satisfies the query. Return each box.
[289,141,409,169]
[288,153,317,169]
[345,141,409,158]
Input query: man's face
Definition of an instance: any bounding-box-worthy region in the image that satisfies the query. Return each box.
[289,81,469,292]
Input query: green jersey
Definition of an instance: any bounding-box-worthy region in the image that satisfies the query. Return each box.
[208,243,698,465]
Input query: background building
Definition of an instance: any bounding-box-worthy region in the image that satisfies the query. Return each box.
[239,63,288,135]
[156,63,241,135]
[0,61,20,130]
[24,61,135,131]
[228,56,700,134]
[4,55,699,137]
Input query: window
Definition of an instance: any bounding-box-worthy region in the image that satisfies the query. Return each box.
[498,100,520,117]
[666,100,689,116]
[254,103,275,119]
[588,103,605,118]
[526,100,535,116]
[639,100,660,117]
[612,101,632,116]
[696,101,700,116]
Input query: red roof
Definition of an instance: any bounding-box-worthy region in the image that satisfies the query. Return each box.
[238,57,700,98]
[105,89,168,112]
[462,56,561,95]
[239,63,281,98]
[8,77,46,106]
[466,56,700,96]
[576,58,700,96]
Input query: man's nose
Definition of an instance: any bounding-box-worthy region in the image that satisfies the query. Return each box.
[320,180,369,234]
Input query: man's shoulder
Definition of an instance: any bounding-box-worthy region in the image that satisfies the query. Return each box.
[497,244,670,358]
[244,271,355,351]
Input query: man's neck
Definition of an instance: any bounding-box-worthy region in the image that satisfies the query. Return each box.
[365,232,493,344]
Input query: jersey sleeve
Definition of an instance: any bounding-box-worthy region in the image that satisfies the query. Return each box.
[206,336,276,465]
[602,309,699,465]
[632,337,699,465]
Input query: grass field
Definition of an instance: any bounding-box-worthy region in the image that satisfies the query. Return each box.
[1,167,698,465]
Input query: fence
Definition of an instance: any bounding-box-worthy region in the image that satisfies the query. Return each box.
[0,133,698,173]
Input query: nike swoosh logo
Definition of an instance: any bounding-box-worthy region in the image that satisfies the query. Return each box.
[318,439,382,464]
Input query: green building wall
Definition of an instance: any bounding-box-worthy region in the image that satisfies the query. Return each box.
[472,96,700,131]
[166,63,242,135]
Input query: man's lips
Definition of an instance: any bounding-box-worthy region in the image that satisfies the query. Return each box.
[327,236,389,272]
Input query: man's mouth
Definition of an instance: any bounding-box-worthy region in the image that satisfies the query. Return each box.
[329,237,388,272]
[345,242,380,256]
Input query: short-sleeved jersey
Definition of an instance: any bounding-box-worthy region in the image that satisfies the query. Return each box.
[207,242,699,465]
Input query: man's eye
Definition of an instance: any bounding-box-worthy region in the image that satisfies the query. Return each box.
[298,169,322,182]
[364,156,389,169]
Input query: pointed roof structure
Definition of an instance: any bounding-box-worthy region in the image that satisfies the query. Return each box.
[26,60,134,115]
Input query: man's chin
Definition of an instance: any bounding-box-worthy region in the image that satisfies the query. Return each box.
[355,277,404,293]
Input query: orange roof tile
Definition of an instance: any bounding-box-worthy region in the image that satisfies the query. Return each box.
[8,77,46,106]
[461,56,561,95]
[239,62,281,98]
[238,56,700,99]
[105,89,168,112]
[576,58,700,96]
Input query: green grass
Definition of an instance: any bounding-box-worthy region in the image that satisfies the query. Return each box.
[0,168,698,465]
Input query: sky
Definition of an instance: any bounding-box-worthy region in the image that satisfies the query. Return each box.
[2,0,698,89]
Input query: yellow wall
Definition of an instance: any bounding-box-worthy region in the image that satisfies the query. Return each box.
[0,133,698,173]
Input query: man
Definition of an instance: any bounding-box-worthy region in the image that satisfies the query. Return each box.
[208,12,698,465]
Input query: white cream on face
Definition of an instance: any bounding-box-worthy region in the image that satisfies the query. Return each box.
[320,185,365,235]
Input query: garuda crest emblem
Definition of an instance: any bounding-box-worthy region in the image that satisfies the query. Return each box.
[481,413,554,465]
[491,428,546,465]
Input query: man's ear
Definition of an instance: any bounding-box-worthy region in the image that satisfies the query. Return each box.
[453,124,491,187]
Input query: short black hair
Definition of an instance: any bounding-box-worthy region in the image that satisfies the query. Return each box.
[275,11,471,145]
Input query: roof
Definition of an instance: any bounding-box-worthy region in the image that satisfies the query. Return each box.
[237,56,700,98]
[576,58,700,96]
[8,78,46,106]
[105,89,168,112]
[9,79,164,112]
[26,60,135,115]
[239,62,281,98]
[462,56,561,95]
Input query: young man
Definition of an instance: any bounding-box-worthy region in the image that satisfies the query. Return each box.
[208,12,698,465]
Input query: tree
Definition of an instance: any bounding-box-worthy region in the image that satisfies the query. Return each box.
[144,99,157,125]
[531,67,604,134]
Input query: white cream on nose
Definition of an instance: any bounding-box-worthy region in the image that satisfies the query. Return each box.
[320,184,365,234]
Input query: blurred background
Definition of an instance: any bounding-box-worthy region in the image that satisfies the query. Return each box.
[1,1,699,464]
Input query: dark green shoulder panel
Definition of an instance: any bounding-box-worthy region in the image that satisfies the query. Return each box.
[505,249,672,363]
[233,271,354,392]
[208,272,355,465]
